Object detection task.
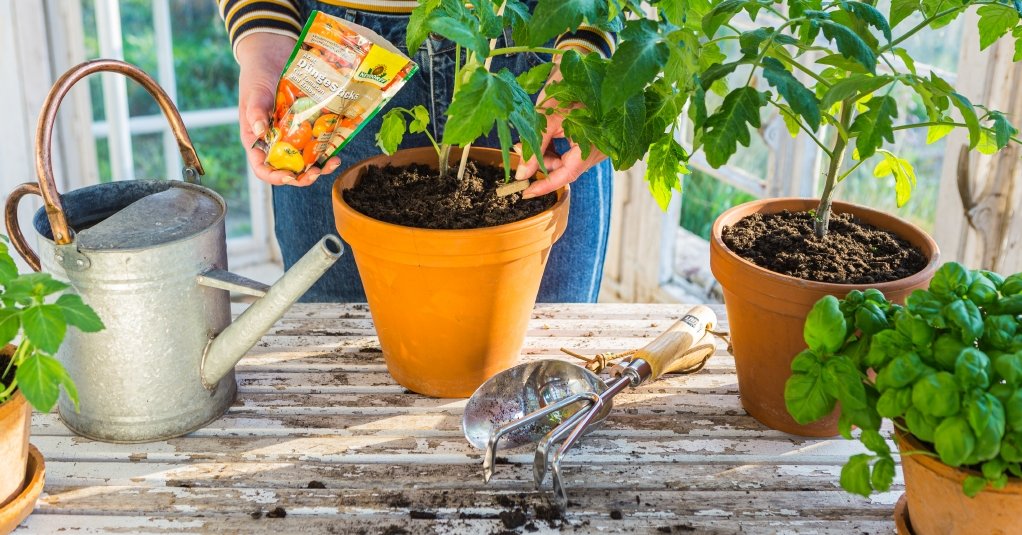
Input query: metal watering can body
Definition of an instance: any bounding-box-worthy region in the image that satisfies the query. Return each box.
[5,60,342,443]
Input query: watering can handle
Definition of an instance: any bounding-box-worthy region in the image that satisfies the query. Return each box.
[31,59,204,248]
[4,182,43,271]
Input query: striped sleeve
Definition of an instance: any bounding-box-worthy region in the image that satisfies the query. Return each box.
[217,0,304,60]
[555,25,616,58]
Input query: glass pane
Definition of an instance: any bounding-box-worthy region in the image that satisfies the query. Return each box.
[171,1,240,112]
[120,1,160,117]
[131,133,166,180]
[80,0,104,122]
[680,170,759,240]
[876,0,964,74]
[189,125,253,238]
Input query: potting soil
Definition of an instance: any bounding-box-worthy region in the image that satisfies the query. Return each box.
[343,161,556,229]
[722,210,927,284]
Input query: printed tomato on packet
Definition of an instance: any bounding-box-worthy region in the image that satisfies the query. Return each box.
[257,11,418,175]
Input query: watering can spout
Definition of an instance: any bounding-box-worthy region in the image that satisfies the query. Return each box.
[200,235,344,388]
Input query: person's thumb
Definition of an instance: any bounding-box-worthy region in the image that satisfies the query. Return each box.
[243,84,275,139]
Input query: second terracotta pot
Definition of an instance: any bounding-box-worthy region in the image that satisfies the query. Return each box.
[333,147,569,398]
[897,430,1022,535]
[709,198,939,436]
[0,345,30,507]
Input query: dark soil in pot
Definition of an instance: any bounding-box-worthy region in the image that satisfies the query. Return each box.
[343,161,556,229]
[722,209,928,284]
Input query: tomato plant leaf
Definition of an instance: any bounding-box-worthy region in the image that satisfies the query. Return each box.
[820,74,893,110]
[988,110,1018,149]
[442,68,513,145]
[603,19,670,109]
[889,0,920,28]
[978,4,1019,51]
[527,0,609,46]
[644,136,689,211]
[849,95,897,160]
[702,0,749,37]
[762,57,821,130]
[950,92,982,149]
[701,87,767,168]
[840,1,892,42]
[516,62,554,94]
[377,109,408,155]
[818,19,878,73]
[872,151,916,207]
[407,0,441,52]
[429,15,490,58]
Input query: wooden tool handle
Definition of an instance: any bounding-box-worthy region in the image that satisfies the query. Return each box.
[631,305,717,381]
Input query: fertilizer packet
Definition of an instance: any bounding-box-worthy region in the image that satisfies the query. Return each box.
[256,11,418,174]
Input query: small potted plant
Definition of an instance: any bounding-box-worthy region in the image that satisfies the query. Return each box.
[0,237,103,531]
[694,0,1022,435]
[785,262,1022,534]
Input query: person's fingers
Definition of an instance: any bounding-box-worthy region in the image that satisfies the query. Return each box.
[320,156,342,176]
[514,128,558,181]
[522,144,605,198]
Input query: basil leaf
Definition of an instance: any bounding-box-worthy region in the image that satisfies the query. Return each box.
[931,262,973,298]
[840,454,874,497]
[912,371,960,417]
[934,416,976,467]
[805,295,847,354]
[955,348,992,390]
[945,299,984,343]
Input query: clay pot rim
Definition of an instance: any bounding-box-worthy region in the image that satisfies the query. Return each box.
[0,444,44,526]
[895,427,1022,495]
[710,197,940,293]
[332,146,569,237]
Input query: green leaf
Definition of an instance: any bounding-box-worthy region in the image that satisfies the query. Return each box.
[905,406,939,442]
[822,356,867,409]
[840,454,874,497]
[841,1,892,42]
[876,352,924,391]
[701,87,767,168]
[442,68,513,145]
[978,4,1019,51]
[0,309,19,348]
[855,301,889,334]
[951,92,982,149]
[877,387,913,418]
[912,371,960,417]
[1015,25,1022,61]
[0,251,16,285]
[21,304,67,355]
[964,475,989,497]
[860,429,890,455]
[955,348,991,390]
[497,69,547,172]
[739,27,773,57]
[933,333,967,371]
[871,456,896,491]
[602,20,670,109]
[407,0,440,52]
[892,48,917,75]
[14,353,77,412]
[966,393,1005,462]
[702,0,749,36]
[1006,389,1022,429]
[527,0,608,46]
[516,63,554,94]
[644,137,689,211]
[496,121,513,181]
[785,350,837,425]
[926,123,954,144]
[969,275,1000,306]
[989,111,1018,149]
[377,109,407,155]
[3,273,70,302]
[889,0,920,28]
[408,105,430,134]
[934,416,976,467]
[849,96,897,160]
[820,74,893,110]
[558,51,605,111]
[921,0,960,28]
[804,295,847,354]
[818,19,877,73]
[945,299,984,343]
[429,15,490,58]
[762,57,821,131]
[872,151,916,207]
[930,262,972,299]
[994,352,1022,386]
[56,294,104,333]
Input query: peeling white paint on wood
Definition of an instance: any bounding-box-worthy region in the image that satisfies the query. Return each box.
[18,304,897,533]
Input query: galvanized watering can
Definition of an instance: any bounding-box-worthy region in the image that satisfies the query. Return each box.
[4,59,343,443]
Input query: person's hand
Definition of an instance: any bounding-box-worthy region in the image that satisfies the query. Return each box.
[236,33,341,187]
[513,53,608,199]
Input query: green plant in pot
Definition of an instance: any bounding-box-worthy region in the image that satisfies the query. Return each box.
[330,0,723,397]
[786,262,1022,534]
[0,236,103,531]
[695,0,1022,435]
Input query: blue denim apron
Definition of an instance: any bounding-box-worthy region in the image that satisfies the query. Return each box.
[276,1,612,302]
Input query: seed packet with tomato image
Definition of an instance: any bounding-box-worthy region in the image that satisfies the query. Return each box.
[256,11,418,175]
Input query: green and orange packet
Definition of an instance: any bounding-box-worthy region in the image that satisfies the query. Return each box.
[257,11,418,174]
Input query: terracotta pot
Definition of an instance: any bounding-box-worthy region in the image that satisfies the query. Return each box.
[0,345,30,508]
[0,446,44,534]
[333,147,569,397]
[709,198,939,436]
[897,430,1022,535]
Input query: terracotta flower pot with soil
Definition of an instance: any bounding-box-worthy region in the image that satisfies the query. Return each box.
[333,146,569,398]
[709,198,939,436]
[896,430,1022,535]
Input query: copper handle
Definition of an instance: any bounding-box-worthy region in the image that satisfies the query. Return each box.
[5,182,43,271]
[35,59,205,245]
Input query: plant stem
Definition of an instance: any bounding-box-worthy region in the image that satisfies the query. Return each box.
[770,99,832,157]
[438,144,452,177]
[879,3,988,54]
[0,378,16,402]
[489,46,564,56]
[815,100,854,238]
[457,143,473,181]
[835,157,866,183]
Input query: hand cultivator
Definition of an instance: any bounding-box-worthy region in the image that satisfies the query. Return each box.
[462,306,718,507]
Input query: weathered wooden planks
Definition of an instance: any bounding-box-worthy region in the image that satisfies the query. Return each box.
[18,303,895,534]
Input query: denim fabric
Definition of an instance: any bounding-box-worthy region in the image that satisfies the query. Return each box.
[276,3,612,302]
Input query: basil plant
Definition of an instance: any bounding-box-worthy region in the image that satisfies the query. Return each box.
[786,262,1022,497]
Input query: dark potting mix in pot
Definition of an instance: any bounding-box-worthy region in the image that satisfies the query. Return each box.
[722,209,929,284]
[343,160,556,229]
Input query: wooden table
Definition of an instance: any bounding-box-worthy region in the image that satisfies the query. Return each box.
[17,304,901,534]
